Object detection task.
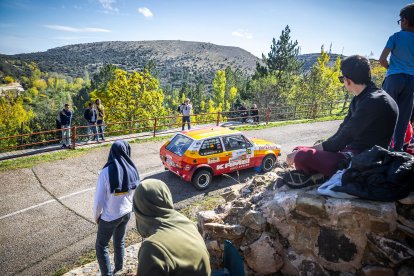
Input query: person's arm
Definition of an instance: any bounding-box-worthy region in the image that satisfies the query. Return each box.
[68,111,73,126]
[379,48,391,69]
[93,169,107,223]
[322,98,376,152]
[137,241,173,276]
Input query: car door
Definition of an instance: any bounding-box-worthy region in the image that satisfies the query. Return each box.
[222,134,254,171]
[198,137,226,175]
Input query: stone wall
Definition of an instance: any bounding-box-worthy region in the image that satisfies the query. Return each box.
[197,170,414,275]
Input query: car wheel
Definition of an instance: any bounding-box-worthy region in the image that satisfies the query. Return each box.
[192,169,212,190]
[261,155,276,172]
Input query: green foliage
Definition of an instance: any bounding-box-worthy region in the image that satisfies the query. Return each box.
[212,70,226,110]
[370,60,386,88]
[90,68,167,129]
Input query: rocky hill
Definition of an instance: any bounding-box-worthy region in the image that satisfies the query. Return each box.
[2,40,260,87]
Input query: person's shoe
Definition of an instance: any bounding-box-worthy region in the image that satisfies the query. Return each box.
[61,144,67,148]
[284,170,327,189]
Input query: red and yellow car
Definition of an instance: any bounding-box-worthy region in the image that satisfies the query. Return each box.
[160,127,281,190]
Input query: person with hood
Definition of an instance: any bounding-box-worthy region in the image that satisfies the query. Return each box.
[133,179,211,276]
[93,140,140,276]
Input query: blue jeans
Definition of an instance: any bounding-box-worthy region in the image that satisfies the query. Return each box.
[97,119,105,140]
[96,212,131,276]
[87,122,98,141]
[383,73,414,151]
[182,116,191,130]
[61,125,71,146]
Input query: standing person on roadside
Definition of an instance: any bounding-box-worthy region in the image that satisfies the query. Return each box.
[251,104,259,123]
[286,55,398,182]
[93,140,140,276]
[379,3,414,151]
[59,103,72,148]
[133,179,211,276]
[180,98,192,130]
[95,98,106,141]
[84,102,99,143]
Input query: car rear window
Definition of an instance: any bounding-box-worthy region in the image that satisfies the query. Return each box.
[165,134,194,156]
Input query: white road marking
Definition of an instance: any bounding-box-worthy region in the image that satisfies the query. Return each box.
[0,169,164,220]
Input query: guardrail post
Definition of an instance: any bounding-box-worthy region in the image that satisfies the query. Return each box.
[216,112,221,126]
[71,126,76,149]
[19,122,24,145]
[153,117,157,137]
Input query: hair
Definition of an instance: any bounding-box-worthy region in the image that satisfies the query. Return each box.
[64,103,69,107]
[88,102,93,107]
[95,98,101,104]
[400,3,414,26]
[340,55,371,85]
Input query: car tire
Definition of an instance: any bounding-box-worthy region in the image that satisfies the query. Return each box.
[261,155,276,173]
[192,169,212,190]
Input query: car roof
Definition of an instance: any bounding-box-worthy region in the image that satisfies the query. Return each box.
[182,126,242,140]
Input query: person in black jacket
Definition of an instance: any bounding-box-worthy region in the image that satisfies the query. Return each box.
[60,103,73,148]
[287,55,398,179]
[84,102,99,143]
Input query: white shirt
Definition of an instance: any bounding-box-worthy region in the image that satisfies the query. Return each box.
[181,103,192,116]
[92,167,136,223]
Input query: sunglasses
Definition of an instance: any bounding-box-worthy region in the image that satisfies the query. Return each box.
[338,76,345,83]
[397,18,402,25]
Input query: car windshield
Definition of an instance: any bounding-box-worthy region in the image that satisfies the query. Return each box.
[165,134,194,156]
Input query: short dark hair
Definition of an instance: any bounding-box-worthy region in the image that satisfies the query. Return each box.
[340,55,371,85]
[64,103,69,107]
[400,3,414,26]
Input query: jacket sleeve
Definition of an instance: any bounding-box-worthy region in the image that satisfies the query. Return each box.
[322,98,375,152]
[137,241,173,276]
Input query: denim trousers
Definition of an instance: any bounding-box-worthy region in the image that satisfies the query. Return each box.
[383,73,414,151]
[61,125,71,146]
[97,119,105,140]
[96,212,131,276]
[87,122,98,141]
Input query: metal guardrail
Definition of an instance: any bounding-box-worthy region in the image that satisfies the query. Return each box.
[0,101,349,159]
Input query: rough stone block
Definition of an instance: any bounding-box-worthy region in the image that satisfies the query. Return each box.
[197,210,223,237]
[317,227,358,263]
[203,222,245,240]
[367,234,414,264]
[295,193,327,219]
[240,210,267,231]
[244,232,284,274]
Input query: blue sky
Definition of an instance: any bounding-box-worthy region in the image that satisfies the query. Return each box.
[0,0,411,58]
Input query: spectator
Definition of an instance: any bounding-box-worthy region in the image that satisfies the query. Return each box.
[238,105,248,123]
[250,104,259,123]
[286,55,398,182]
[59,103,72,148]
[84,102,99,143]
[95,98,106,141]
[180,98,192,130]
[379,3,414,151]
[93,140,140,276]
[133,179,211,276]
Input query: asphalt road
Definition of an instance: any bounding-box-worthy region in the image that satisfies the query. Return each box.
[0,120,341,276]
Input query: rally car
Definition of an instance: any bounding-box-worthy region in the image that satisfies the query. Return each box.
[159,126,281,190]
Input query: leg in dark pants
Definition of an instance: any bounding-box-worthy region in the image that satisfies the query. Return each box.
[95,213,131,276]
[97,119,105,140]
[182,116,190,130]
[383,74,414,151]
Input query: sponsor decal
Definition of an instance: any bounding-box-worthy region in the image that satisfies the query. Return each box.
[247,149,251,154]
[257,145,278,150]
[216,158,250,170]
[208,157,220,164]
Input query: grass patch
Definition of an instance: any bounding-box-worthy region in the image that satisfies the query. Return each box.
[180,196,225,222]
[233,115,345,131]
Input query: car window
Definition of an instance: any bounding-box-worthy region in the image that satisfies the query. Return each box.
[223,135,252,151]
[199,137,223,156]
[165,134,194,156]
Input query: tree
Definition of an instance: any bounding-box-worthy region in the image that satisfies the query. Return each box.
[212,70,226,110]
[90,69,166,126]
[256,25,303,78]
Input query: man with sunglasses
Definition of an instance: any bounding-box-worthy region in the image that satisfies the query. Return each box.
[286,55,398,184]
[379,3,414,152]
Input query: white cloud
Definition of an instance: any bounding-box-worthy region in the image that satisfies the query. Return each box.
[232,29,253,39]
[138,7,153,18]
[44,25,111,33]
[98,0,119,12]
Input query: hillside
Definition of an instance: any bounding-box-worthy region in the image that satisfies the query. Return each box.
[2,40,259,87]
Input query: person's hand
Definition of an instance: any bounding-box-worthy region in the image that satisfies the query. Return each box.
[96,216,100,224]
[312,143,324,151]
[286,150,298,167]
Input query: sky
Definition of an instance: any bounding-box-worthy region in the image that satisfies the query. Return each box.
[0,0,412,58]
